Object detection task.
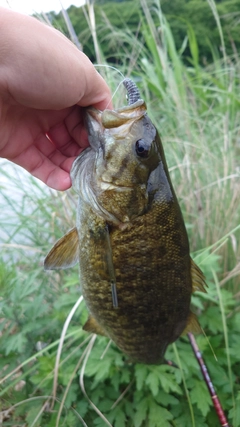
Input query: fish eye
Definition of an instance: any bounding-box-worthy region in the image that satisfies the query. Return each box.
[135,139,149,158]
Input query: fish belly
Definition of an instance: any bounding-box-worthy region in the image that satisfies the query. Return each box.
[78,199,192,364]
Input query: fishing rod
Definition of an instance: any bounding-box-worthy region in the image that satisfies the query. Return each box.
[188,333,230,427]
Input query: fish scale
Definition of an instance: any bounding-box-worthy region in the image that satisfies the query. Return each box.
[44,78,206,364]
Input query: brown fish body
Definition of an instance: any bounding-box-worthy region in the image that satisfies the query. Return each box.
[45,79,205,364]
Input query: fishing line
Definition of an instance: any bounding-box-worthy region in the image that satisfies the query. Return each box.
[94,63,127,109]
[94,63,125,79]
[106,79,128,110]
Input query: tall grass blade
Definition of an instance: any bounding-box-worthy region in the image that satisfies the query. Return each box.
[60,1,82,49]
[172,343,196,427]
[79,335,113,427]
[51,295,84,408]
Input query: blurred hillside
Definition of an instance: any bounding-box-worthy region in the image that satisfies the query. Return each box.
[47,0,240,64]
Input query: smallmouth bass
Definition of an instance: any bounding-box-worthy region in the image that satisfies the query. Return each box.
[45,78,206,364]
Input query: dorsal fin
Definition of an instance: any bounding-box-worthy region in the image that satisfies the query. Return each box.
[191,258,207,293]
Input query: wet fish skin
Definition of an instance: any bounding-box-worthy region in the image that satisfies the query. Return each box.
[45,81,206,364]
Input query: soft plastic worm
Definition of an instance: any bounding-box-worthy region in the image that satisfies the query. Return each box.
[123,78,141,105]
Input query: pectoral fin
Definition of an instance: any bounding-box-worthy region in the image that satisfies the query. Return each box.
[181,312,202,336]
[44,227,79,270]
[90,222,118,308]
[83,315,107,337]
[191,258,207,293]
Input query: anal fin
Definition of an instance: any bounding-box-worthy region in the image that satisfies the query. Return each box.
[83,315,107,337]
[181,312,202,336]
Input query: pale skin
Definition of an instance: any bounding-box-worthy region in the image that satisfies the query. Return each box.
[0,8,112,190]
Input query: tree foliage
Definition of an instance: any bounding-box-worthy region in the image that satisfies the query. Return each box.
[50,0,240,64]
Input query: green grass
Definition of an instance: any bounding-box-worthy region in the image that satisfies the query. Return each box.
[0,1,240,426]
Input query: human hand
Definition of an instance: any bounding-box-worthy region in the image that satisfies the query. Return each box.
[0,8,112,190]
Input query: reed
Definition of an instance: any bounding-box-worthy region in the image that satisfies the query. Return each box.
[0,1,239,425]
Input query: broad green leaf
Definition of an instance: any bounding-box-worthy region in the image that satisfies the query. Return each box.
[5,332,27,355]
[133,397,149,427]
[155,390,179,407]
[135,364,149,391]
[159,371,182,394]
[26,404,43,426]
[149,401,173,427]
[190,380,211,416]
[146,371,160,396]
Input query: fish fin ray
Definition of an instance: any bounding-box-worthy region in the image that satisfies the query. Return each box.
[181,312,202,335]
[83,315,107,336]
[44,227,79,270]
[90,222,117,308]
[191,258,207,293]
